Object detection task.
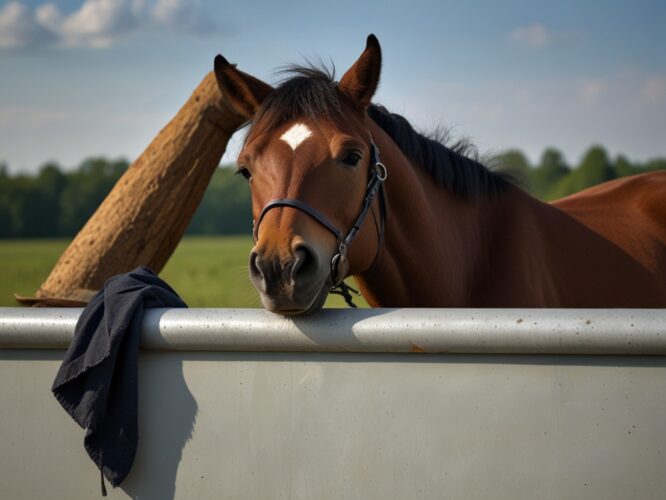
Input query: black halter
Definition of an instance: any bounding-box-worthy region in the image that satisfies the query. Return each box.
[253,141,388,304]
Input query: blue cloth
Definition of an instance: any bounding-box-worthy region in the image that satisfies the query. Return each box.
[52,267,187,490]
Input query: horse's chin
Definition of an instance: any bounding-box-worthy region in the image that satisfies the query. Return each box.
[298,283,330,316]
[259,279,330,316]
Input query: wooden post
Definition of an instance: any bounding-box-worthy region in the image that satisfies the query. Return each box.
[16,71,245,306]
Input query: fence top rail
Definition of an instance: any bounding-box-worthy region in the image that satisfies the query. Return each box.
[0,307,665,354]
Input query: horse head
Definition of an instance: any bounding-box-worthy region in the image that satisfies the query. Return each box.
[214,35,385,315]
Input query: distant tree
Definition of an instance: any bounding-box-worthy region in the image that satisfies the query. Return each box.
[58,158,128,235]
[1,175,30,236]
[533,148,570,200]
[0,162,10,236]
[26,163,67,237]
[549,145,614,200]
[0,171,17,237]
[493,149,533,191]
[578,145,615,182]
[613,154,636,178]
[186,165,252,235]
[643,158,666,172]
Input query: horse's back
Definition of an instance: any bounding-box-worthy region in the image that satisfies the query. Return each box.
[552,171,666,280]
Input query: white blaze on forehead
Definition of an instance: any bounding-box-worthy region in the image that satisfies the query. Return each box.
[280,123,313,151]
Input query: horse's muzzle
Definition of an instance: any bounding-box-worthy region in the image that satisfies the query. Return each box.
[248,240,329,315]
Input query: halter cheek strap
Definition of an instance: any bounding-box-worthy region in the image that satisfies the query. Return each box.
[253,141,388,302]
[330,145,387,285]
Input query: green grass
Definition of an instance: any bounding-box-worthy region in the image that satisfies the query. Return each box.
[0,236,367,309]
[0,239,71,304]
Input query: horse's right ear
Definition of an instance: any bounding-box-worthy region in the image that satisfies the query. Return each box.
[214,55,273,119]
[338,34,382,111]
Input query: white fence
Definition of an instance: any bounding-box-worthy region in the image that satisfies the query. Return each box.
[1,308,666,499]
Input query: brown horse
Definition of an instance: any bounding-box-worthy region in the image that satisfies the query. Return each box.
[214,35,666,315]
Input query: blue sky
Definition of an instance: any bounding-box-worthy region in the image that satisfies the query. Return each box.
[1,0,665,173]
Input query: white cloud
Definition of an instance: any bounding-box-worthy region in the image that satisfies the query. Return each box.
[35,3,63,32]
[0,0,220,49]
[0,1,54,48]
[507,23,551,49]
[57,0,145,48]
[151,0,215,34]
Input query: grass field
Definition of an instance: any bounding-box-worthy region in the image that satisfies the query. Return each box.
[0,236,368,309]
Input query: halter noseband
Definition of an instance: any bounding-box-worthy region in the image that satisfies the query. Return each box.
[253,141,388,301]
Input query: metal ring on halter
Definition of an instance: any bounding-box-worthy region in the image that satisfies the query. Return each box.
[330,253,349,286]
[375,162,388,181]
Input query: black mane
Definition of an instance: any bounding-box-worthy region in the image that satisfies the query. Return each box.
[250,65,512,198]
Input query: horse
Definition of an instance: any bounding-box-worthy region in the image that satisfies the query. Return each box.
[214,34,666,315]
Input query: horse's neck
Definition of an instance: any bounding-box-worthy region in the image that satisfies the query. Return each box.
[355,132,496,306]
[355,161,551,307]
[354,124,565,306]
[356,143,665,307]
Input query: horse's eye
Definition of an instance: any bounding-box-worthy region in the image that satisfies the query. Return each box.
[342,152,362,167]
[236,167,252,181]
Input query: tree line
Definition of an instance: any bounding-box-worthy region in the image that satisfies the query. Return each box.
[495,146,666,201]
[0,158,251,239]
[0,145,664,239]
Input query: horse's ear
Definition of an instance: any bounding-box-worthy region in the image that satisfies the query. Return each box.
[214,55,273,119]
[338,34,382,110]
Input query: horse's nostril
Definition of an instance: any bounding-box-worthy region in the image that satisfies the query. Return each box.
[249,251,265,288]
[291,243,319,280]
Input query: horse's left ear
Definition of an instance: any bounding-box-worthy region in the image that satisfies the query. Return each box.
[214,54,274,119]
[338,34,382,110]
